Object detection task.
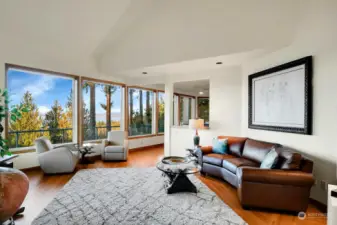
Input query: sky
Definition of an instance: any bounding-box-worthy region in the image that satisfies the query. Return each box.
[7,69,122,122]
[82,83,122,121]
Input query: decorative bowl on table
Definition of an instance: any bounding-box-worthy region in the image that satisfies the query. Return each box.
[161,156,190,165]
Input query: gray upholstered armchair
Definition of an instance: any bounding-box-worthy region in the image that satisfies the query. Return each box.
[35,137,79,174]
[101,131,128,161]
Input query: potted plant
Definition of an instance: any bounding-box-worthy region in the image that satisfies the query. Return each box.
[0,88,30,224]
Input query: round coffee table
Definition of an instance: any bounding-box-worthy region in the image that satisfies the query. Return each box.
[156,156,201,194]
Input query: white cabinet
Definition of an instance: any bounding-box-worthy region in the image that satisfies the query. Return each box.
[328,185,337,225]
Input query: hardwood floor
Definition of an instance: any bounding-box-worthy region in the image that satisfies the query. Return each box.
[17,146,326,225]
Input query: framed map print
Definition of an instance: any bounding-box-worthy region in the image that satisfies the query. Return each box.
[248,56,313,134]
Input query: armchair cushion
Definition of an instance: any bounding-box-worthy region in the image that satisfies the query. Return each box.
[105,145,124,153]
[102,131,128,161]
[38,147,78,174]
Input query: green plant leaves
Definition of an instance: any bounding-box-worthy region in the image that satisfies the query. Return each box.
[2,89,8,97]
[11,108,18,114]
[16,111,22,119]
[21,107,29,112]
[10,114,17,122]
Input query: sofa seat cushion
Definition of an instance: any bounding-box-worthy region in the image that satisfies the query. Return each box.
[105,145,124,153]
[222,158,259,174]
[203,153,236,167]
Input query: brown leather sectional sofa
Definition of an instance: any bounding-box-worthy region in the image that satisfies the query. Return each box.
[196,136,315,212]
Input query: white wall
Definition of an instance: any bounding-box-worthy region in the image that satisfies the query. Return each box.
[128,136,164,149]
[241,0,337,204]
[170,67,242,156]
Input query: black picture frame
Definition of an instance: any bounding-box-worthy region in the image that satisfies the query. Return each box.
[248,56,313,135]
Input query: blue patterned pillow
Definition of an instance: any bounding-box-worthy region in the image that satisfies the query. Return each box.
[260,148,279,169]
[212,138,228,154]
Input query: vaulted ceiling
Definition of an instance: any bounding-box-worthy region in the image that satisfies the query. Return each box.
[0,0,308,79]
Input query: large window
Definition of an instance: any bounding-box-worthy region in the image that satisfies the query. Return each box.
[6,66,77,148]
[157,92,165,133]
[128,87,154,136]
[197,97,209,127]
[6,65,164,150]
[179,96,195,126]
[81,79,123,141]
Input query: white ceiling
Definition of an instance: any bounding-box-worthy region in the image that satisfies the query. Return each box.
[117,49,268,77]
[0,0,132,72]
[99,0,305,74]
[1,0,310,79]
[175,80,209,97]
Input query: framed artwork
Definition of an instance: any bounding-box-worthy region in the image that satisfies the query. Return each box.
[248,56,313,134]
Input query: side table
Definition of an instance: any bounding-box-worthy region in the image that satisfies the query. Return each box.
[78,145,95,164]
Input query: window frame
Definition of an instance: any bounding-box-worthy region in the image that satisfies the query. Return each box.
[196,96,209,120]
[156,90,165,135]
[80,76,126,143]
[126,86,165,138]
[174,93,196,126]
[4,64,166,153]
[5,63,81,151]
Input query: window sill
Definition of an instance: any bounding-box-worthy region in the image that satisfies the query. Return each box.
[9,142,76,154]
[128,134,157,140]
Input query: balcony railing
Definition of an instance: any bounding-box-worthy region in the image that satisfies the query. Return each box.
[128,124,152,136]
[8,124,165,148]
[8,126,120,148]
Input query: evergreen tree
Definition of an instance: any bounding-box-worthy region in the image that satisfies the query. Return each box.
[9,91,44,147]
[82,101,91,140]
[83,81,96,139]
[99,84,117,131]
[44,100,63,143]
[58,91,73,142]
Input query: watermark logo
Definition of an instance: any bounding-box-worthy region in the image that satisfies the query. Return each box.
[298,212,306,220]
[298,211,326,220]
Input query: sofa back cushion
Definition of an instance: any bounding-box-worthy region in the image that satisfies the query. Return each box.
[218,136,247,157]
[275,147,302,170]
[242,138,279,163]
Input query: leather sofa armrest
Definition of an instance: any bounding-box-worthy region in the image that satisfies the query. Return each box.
[237,167,314,187]
[195,146,213,166]
[200,146,213,154]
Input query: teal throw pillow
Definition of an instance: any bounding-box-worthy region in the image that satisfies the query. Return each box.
[212,138,228,154]
[260,148,279,169]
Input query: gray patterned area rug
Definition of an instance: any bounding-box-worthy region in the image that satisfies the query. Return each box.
[32,168,247,225]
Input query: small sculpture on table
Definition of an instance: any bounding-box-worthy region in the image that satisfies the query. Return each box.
[78,145,95,164]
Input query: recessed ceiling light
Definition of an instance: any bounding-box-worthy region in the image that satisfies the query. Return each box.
[216,62,222,65]
[199,91,204,95]
[142,72,148,75]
